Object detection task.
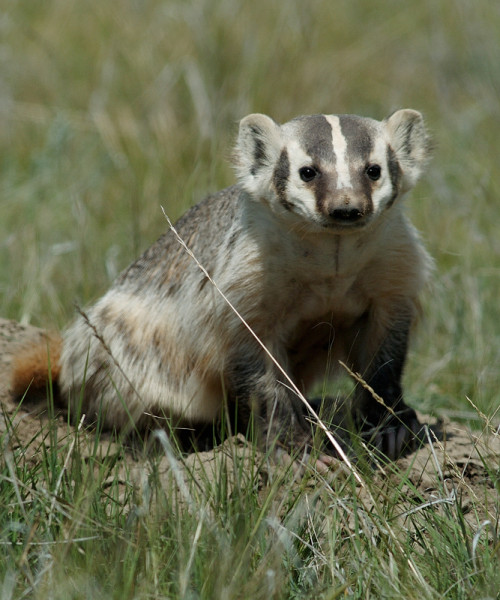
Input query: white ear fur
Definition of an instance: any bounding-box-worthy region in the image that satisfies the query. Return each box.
[385,109,431,192]
[234,113,283,196]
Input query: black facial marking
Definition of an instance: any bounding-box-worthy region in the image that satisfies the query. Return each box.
[273,148,292,210]
[339,115,374,210]
[358,170,372,212]
[294,115,334,163]
[386,145,402,208]
[311,169,329,215]
[338,115,374,162]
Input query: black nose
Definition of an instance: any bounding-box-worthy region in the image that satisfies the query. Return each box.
[330,207,364,222]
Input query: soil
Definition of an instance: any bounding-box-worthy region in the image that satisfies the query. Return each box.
[1,318,498,525]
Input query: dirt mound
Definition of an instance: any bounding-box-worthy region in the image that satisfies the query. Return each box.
[1,318,498,523]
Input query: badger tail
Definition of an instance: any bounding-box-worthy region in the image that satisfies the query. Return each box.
[10,332,63,399]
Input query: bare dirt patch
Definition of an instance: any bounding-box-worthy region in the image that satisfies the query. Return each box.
[1,317,498,524]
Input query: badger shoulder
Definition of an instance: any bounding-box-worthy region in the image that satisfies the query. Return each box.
[114,185,244,293]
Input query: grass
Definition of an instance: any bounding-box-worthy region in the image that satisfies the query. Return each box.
[1,411,499,599]
[1,0,499,597]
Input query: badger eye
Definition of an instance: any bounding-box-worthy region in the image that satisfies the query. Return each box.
[299,166,318,182]
[366,164,381,181]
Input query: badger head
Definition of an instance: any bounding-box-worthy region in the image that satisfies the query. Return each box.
[234,109,431,232]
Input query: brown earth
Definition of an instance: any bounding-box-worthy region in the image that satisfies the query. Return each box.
[1,317,498,525]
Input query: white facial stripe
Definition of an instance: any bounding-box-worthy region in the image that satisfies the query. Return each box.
[287,138,320,215]
[325,115,351,189]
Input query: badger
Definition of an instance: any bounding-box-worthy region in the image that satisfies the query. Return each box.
[11,109,433,460]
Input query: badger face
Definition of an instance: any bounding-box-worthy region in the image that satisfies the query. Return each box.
[235,109,430,233]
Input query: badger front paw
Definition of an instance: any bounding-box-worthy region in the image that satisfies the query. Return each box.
[361,406,424,460]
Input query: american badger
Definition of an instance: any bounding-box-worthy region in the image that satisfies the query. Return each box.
[12,109,432,459]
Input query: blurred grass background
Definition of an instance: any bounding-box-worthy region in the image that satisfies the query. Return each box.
[1,0,499,419]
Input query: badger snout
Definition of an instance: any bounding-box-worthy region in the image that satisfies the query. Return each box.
[329,206,364,222]
[325,193,370,226]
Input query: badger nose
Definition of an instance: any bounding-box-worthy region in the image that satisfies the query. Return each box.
[329,206,364,222]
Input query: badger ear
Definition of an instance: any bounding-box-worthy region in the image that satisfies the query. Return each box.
[234,113,283,195]
[385,109,431,192]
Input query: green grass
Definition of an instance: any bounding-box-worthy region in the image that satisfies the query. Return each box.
[1,0,499,597]
[1,414,499,599]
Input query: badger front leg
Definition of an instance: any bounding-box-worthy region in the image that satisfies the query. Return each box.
[351,305,422,458]
[225,348,313,455]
